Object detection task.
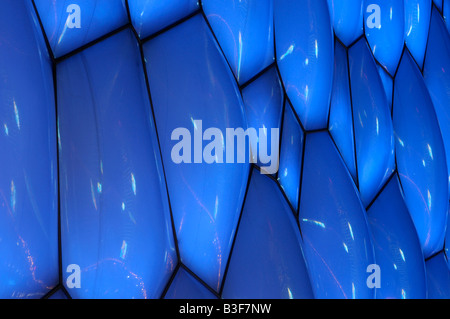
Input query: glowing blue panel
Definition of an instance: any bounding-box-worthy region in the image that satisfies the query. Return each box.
[242,66,283,171]
[327,0,364,46]
[128,0,199,39]
[164,268,217,299]
[367,176,427,299]
[426,252,450,298]
[394,50,449,258]
[377,65,393,112]
[143,15,249,292]
[274,0,334,131]
[404,0,432,69]
[364,0,405,75]
[33,0,128,58]
[278,101,304,212]
[349,39,395,207]
[222,169,314,299]
[203,0,274,85]
[0,0,58,298]
[423,7,450,198]
[299,132,375,299]
[329,40,357,181]
[58,29,177,299]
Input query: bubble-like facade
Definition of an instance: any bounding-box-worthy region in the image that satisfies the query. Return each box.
[0,0,449,299]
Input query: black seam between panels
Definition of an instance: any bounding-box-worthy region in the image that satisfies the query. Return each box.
[364,171,397,212]
[140,9,202,43]
[124,0,182,271]
[421,2,434,74]
[218,165,253,297]
[31,0,55,63]
[425,249,446,262]
[276,94,287,182]
[159,263,181,299]
[52,59,65,298]
[55,24,131,63]
[393,44,407,80]
[239,61,277,91]
[345,43,360,190]
[42,284,60,299]
[30,1,65,299]
[179,263,222,299]
[297,130,307,219]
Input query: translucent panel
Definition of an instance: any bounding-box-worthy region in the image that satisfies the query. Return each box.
[242,66,283,171]
[278,101,304,212]
[423,7,450,198]
[364,0,405,75]
[394,50,449,258]
[367,177,427,299]
[327,0,364,46]
[58,29,176,299]
[0,0,58,298]
[349,39,395,207]
[128,0,199,39]
[329,40,357,181]
[143,15,249,292]
[299,132,375,299]
[377,65,394,112]
[33,0,128,58]
[274,0,334,131]
[203,0,274,84]
[222,169,314,299]
[426,252,450,299]
[404,0,432,69]
[164,268,217,299]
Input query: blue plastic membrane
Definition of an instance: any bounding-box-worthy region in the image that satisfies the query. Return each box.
[222,169,314,299]
[327,0,364,46]
[349,38,395,207]
[203,0,274,85]
[274,0,334,131]
[299,132,375,299]
[128,0,199,39]
[423,7,450,198]
[329,40,357,181]
[394,50,449,258]
[278,101,304,212]
[426,252,450,298]
[404,0,432,69]
[364,0,405,75]
[242,66,283,171]
[0,0,58,298]
[377,65,394,112]
[34,0,129,58]
[1,0,450,300]
[57,29,176,299]
[367,176,427,299]
[143,14,249,292]
[164,267,217,299]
